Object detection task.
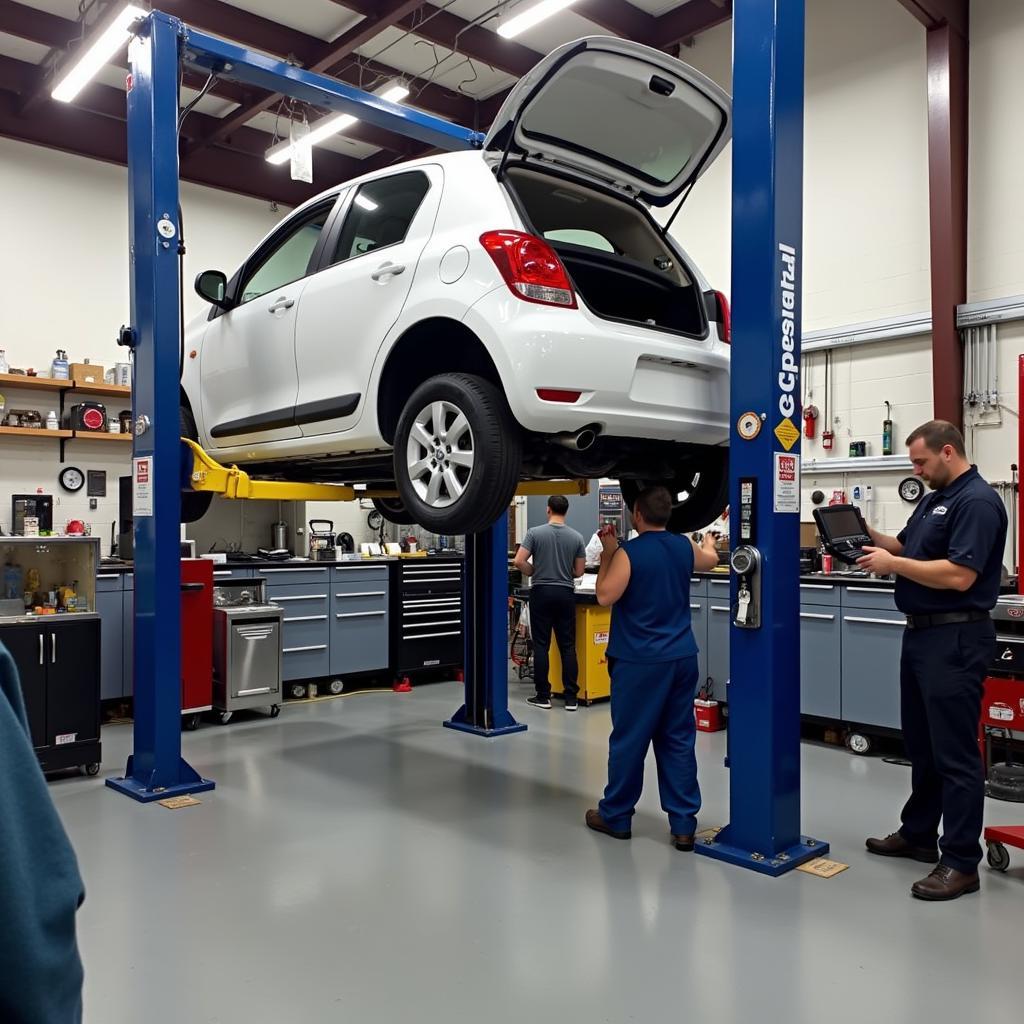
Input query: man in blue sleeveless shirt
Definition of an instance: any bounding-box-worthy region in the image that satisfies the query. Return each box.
[585,486,720,850]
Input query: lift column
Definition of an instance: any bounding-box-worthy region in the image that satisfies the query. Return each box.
[107,12,214,801]
[694,0,828,874]
[445,513,526,737]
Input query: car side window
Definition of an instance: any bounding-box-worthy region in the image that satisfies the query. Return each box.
[330,172,431,265]
[544,229,616,253]
[239,203,334,304]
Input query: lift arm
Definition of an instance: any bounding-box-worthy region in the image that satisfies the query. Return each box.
[183,439,589,502]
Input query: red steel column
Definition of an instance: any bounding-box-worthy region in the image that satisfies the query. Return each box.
[925,20,969,427]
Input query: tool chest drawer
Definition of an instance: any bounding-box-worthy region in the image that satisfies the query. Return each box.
[257,565,331,587]
[332,564,389,584]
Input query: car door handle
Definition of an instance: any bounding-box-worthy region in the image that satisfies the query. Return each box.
[371,262,406,281]
[268,297,295,313]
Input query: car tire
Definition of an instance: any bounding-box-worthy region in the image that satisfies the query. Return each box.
[620,449,729,534]
[372,496,417,526]
[394,372,521,534]
[180,404,214,524]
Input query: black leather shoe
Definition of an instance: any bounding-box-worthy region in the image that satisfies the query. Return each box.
[585,808,630,840]
[672,834,695,852]
[911,864,980,901]
[865,831,939,863]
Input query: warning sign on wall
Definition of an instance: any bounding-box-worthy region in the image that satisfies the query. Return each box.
[773,452,800,514]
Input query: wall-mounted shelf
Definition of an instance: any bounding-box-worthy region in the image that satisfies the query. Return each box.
[0,372,68,392]
[73,381,131,398]
[0,373,133,461]
[0,372,131,400]
[69,431,132,442]
[803,455,913,474]
[0,426,73,440]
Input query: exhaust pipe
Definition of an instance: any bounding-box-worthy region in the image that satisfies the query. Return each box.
[553,426,599,451]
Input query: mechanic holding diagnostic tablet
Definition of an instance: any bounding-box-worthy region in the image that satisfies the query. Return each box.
[840,420,1006,902]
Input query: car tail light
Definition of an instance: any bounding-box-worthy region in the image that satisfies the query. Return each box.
[714,289,731,343]
[704,289,730,343]
[536,389,582,403]
[479,231,577,308]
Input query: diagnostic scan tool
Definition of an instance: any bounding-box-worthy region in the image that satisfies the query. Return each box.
[812,504,873,565]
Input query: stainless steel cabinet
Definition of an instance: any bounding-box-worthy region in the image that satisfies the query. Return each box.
[706,599,731,701]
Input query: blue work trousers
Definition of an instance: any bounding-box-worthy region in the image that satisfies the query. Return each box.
[598,654,701,836]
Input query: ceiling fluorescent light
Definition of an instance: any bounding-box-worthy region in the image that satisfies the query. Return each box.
[52,4,147,103]
[266,82,410,165]
[497,0,578,39]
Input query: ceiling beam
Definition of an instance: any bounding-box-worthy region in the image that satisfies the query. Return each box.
[183,0,424,156]
[0,79,378,206]
[654,0,733,49]
[575,0,659,41]
[0,0,78,49]
[895,0,969,38]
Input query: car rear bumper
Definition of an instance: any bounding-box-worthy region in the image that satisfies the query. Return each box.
[462,288,730,445]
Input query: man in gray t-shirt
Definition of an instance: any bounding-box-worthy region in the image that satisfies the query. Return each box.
[513,496,586,710]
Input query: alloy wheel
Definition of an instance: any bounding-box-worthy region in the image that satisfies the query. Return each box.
[406,399,475,508]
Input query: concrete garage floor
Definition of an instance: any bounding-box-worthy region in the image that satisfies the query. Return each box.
[51,680,1024,1024]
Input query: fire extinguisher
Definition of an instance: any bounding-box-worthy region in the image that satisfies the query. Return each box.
[803,404,818,439]
[821,350,834,450]
[882,401,893,456]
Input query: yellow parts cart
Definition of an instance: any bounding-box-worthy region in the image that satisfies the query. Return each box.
[544,593,611,704]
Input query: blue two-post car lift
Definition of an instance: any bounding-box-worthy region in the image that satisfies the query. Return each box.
[110,2,827,875]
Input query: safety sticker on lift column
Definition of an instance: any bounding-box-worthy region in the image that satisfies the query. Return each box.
[773,452,800,514]
[133,457,153,517]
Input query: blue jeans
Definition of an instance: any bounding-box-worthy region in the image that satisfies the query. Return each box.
[598,655,701,836]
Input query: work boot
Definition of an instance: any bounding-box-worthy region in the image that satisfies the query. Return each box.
[911,864,980,901]
[672,834,695,852]
[865,831,939,863]
[585,808,630,840]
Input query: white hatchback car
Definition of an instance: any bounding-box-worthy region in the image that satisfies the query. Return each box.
[182,36,732,535]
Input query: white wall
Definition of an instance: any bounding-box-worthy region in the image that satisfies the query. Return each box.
[0,137,283,538]
[668,0,1023,567]
[670,0,930,332]
[968,0,1024,301]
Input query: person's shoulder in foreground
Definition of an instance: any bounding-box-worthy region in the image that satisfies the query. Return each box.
[0,644,85,1023]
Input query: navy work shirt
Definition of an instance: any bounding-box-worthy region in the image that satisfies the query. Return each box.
[607,531,697,663]
[895,466,1007,615]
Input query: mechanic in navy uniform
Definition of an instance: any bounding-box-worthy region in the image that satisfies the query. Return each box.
[858,420,1007,901]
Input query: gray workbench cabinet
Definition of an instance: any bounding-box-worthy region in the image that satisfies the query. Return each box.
[330,565,389,675]
[839,585,903,729]
[798,582,842,720]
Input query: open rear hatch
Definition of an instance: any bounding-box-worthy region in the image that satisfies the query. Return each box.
[483,36,731,207]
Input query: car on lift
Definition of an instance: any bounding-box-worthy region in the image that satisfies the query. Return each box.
[181,36,732,535]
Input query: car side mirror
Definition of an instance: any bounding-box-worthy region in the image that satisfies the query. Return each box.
[195,270,232,310]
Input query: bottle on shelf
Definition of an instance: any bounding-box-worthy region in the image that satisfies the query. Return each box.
[46,410,58,430]
[51,349,70,380]
[0,348,8,374]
